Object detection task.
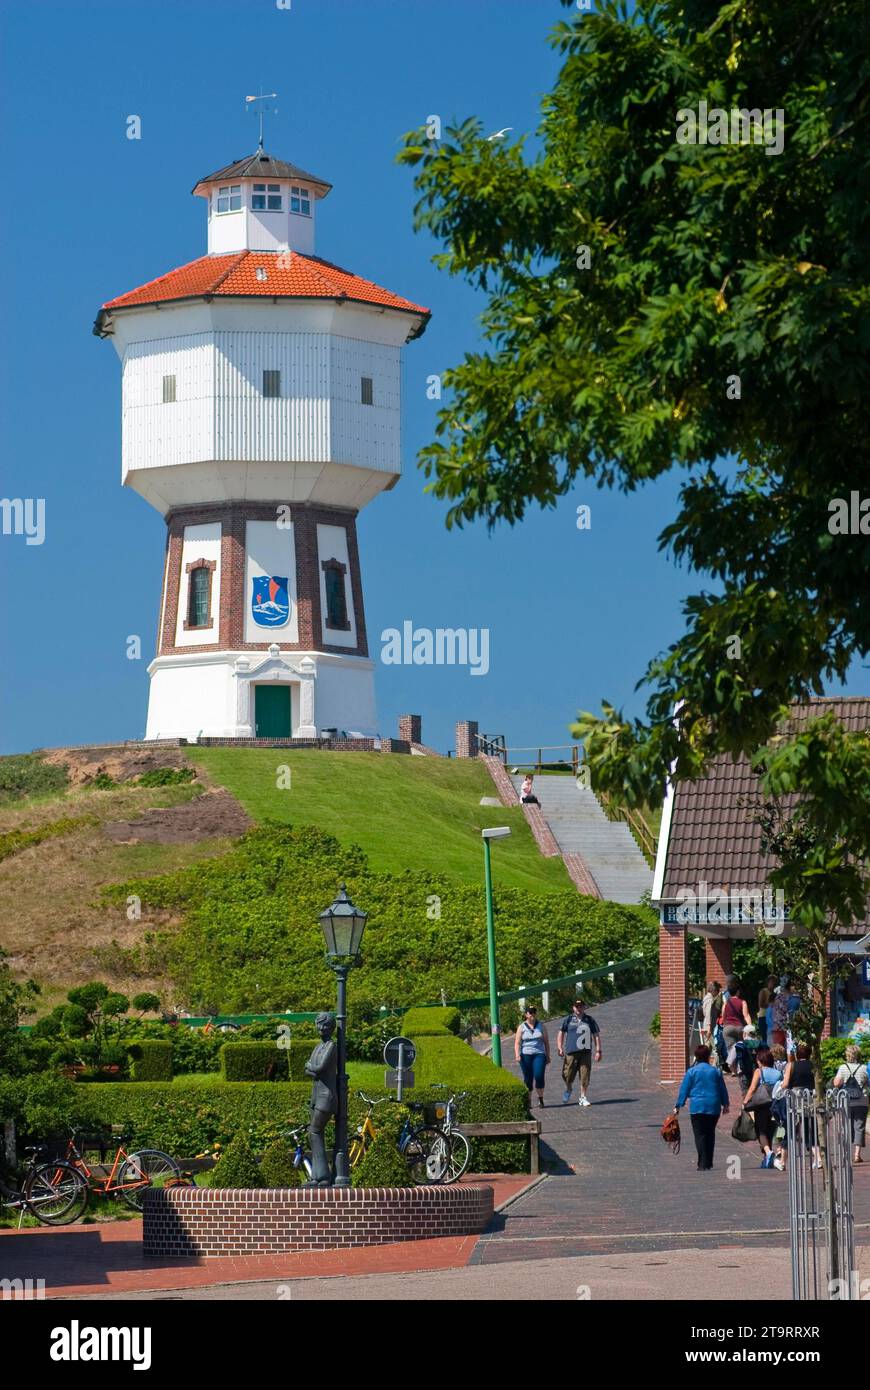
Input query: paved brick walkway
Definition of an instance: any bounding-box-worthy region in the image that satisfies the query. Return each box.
[475,988,870,1264]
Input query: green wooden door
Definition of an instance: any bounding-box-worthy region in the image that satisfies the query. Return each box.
[254,685,292,738]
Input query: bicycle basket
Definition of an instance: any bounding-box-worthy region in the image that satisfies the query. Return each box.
[422,1101,447,1125]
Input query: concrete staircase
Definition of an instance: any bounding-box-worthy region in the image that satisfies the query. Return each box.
[511,775,653,905]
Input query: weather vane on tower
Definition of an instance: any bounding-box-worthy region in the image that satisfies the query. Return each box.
[245,90,279,151]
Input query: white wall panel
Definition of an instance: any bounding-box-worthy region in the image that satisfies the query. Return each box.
[122,334,214,477]
[317,522,356,649]
[243,519,300,643]
[174,522,222,648]
[213,331,330,462]
[329,336,401,475]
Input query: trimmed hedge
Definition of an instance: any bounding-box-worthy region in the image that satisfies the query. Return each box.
[220,1041,288,1082]
[407,1030,529,1173]
[74,1081,310,1153]
[402,1007,461,1036]
[128,1040,172,1081]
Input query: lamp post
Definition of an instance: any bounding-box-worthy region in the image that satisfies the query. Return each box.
[481,827,511,1067]
[318,883,367,1187]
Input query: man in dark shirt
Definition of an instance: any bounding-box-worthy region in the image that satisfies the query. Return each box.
[557,998,602,1106]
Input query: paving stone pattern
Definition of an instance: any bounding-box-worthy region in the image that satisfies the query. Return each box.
[477,988,870,1265]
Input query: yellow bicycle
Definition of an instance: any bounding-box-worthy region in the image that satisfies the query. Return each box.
[349,1091,450,1183]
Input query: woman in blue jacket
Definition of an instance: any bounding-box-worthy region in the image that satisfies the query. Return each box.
[674,1044,731,1170]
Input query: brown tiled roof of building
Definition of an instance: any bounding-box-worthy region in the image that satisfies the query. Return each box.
[660,697,870,898]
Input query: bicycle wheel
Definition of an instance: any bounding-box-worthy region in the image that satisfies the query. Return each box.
[348,1136,367,1169]
[118,1150,181,1210]
[24,1162,89,1225]
[441,1130,471,1184]
[403,1126,450,1184]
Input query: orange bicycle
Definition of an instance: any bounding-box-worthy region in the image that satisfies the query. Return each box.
[62,1130,180,1211]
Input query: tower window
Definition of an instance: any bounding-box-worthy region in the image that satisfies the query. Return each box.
[290,185,311,216]
[184,560,216,631]
[263,369,281,398]
[216,184,242,213]
[361,377,374,406]
[162,374,176,404]
[322,558,350,631]
[253,183,282,212]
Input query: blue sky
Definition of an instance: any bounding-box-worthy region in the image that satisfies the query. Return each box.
[0,0,861,758]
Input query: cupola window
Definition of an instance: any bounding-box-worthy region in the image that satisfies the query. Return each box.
[216,184,242,214]
[253,183,283,212]
[290,185,311,216]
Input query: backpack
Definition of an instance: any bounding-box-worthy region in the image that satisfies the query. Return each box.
[842,1064,868,1111]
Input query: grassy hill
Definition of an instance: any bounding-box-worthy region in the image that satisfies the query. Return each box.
[0,746,571,1005]
[190,748,571,891]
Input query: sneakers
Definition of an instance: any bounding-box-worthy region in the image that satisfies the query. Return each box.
[773,1157,785,1172]
[578,1095,591,1107]
[562,1089,573,1104]
[760,1153,774,1169]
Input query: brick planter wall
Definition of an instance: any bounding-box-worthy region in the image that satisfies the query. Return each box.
[143,1185,494,1259]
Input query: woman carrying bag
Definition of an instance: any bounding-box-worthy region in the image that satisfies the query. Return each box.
[674,1044,730,1170]
[743,1047,782,1169]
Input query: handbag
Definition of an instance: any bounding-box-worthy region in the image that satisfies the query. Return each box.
[660,1112,681,1154]
[731,1110,757,1143]
[743,1081,774,1111]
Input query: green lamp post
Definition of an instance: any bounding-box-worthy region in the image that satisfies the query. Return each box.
[318,883,368,1187]
[481,827,511,1067]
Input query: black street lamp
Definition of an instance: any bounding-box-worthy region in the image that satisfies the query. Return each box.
[318,884,367,1187]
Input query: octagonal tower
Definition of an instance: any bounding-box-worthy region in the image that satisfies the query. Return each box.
[95,149,429,740]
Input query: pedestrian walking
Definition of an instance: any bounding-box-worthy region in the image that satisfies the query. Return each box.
[720,979,752,1072]
[557,997,602,1106]
[783,1042,819,1169]
[833,1045,869,1164]
[757,975,778,1044]
[770,979,792,1047]
[743,1047,782,1168]
[701,980,722,1046]
[674,1044,730,1171]
[514,1005,549,1108]
[734,1023,761,1096]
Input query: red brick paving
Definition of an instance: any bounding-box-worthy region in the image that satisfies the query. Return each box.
[0,1175,531,1297]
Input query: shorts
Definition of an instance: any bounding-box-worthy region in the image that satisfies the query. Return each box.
[563,1050,592,1090]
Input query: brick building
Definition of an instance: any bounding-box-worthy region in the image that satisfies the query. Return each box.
[652,697,870,1081]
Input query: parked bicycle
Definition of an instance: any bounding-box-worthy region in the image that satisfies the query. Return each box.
[62,1130,180,1212]
[0,1145,89,1227]
[349,1092,449,1183]
[427,1086,471,1183]
[281,1123,314,1182]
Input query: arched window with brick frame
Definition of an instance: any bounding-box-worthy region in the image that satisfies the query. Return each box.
[322,557,350,631]
[184,559,216,631]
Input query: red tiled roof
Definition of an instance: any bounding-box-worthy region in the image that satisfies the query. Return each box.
[660,697,870,903]
[98,250,428,321]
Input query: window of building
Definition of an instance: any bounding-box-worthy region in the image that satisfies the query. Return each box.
[216,184,242,213]
[322,558,350,631]
[252,182,282,212]
[185,561,215,631]
[162,374,176,404]
[290,185,311,216]
[361,376,374,406]
[263,369,281,398]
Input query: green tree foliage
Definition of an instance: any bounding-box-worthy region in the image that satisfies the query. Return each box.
[398,3,870,1065]
[0,949,39,1077]
[104,824,657,1015]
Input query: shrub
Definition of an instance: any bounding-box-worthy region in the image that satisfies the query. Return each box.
[102,824,659,1016]
[402,1006,460,1036]
[127,1040,173,1081]
[136,767,196,787]
[91,773,117,790]
[0,816,92,865]
[351,1116,415,1188]
[260,1139,304,1187]
[820,1036,870,1084]
[205,1135,264,1188]
[0,753,69,803]
[649,1011,661,1038]
[0,1073,86,1141]
[220,1042,288,1082]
